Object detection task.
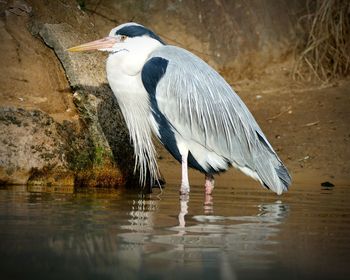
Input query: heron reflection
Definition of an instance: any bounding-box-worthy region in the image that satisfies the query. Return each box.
[47,188,290,279]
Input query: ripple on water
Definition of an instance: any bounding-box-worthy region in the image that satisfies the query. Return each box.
[0,182,349,280]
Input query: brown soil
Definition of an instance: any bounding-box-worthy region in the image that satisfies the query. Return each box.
[0,10,79,125]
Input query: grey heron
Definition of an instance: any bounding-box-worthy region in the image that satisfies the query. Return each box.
[68,22,291,195]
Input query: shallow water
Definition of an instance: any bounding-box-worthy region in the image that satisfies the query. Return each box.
[0,182,349,280]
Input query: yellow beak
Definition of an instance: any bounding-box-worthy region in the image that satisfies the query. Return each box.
[67,36,118,52]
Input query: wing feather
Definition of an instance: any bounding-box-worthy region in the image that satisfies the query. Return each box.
[145,46,291,193]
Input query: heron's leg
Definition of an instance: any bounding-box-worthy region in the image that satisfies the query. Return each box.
[178,194,189,227]
[180,152,190,194]
[205,174,215,195]
[204,193,213,214]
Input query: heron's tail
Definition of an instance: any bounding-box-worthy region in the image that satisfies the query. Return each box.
[236,134,291,195]
[253,154,291,195]
[274,163,292,191]
[246,131,292,195]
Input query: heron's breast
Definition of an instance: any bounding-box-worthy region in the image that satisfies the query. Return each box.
[107,64,148,105]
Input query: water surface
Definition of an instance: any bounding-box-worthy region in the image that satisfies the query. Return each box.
[0,182,349,280]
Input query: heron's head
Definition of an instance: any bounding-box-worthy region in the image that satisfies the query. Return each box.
[67,22,165,54]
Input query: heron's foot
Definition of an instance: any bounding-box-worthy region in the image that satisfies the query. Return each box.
[179,183,190,195]
[205,174,215,195]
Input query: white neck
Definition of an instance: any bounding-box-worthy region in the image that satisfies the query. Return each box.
[106,36,163,186]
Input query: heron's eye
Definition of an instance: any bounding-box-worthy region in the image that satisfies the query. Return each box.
[120,35,127,41]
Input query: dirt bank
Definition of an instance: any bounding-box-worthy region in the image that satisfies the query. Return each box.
[0,0,349,188]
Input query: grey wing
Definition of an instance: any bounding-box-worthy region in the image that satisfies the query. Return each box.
[145,46,291,194]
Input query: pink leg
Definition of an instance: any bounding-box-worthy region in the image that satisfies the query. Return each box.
[205,174,215,195]
[180,152,190,194]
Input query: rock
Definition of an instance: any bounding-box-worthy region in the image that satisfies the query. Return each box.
[0,4,79,125]
[0,107,73,185]
[7,0,32,16]
[36,21,135,186]
[321,181,335,188]
[38,23,107,88]
[72,89,133,187]
[0,106,127,187]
